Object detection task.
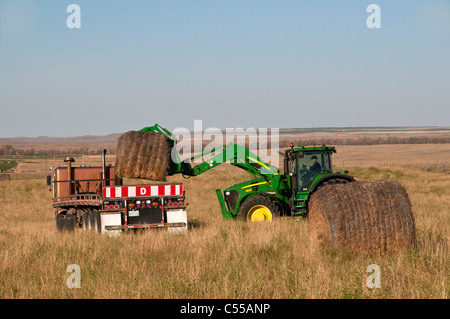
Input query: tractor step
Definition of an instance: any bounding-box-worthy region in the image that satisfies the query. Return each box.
[292,211,306,219]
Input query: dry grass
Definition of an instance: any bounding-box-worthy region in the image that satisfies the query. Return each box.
[0,145,448,299]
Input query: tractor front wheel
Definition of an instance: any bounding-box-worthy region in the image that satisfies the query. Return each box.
[238,196,280,222]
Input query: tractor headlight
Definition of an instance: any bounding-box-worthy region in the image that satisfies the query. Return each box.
[224,190,239,211]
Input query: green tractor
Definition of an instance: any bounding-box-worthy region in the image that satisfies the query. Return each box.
[142,124,355,221]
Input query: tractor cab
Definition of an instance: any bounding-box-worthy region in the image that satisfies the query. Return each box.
[284,145,335,189]
[283,145,352,216]
[294,150,332,189]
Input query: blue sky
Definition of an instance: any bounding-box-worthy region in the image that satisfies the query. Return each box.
[0,0,449,137]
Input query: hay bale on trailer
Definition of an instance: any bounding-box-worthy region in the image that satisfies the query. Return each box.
[308,180,416,254]
[114,130,172,181]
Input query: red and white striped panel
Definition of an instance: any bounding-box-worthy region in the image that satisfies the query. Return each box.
[103,184,183,198]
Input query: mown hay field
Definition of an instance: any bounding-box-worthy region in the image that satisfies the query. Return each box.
[0,144,448,299]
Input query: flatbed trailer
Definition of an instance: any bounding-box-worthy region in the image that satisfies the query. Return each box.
[51,151,188,234]
[100,184,187,234]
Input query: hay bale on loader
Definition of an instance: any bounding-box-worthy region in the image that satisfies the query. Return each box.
[308,180,416,254]
[114,130,172,181]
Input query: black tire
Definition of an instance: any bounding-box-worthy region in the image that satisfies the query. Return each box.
[89,211,101,232]
[56,213,76,232]
[82,211,91,231]
[238,196,280,222]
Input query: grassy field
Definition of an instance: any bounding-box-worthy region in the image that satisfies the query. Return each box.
[0,144,448,299]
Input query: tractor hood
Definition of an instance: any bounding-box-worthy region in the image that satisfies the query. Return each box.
[224,178,271,193]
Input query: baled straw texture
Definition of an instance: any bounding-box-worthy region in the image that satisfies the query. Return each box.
[308,180,416,254]
[114,130,171,181]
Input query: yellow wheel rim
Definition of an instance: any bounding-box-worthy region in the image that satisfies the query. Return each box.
[247,205,272,222]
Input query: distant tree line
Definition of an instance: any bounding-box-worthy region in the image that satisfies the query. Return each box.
[197,135,450,149]
[1,135,449,156]
[0,145,115,156]
[196,135,450,149]
[278,135,450,148]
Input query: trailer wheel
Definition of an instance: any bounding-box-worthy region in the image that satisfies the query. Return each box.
[56,213,76,232]
[89,211,101,232]
[82,211,91,231]
[238,196,280,222]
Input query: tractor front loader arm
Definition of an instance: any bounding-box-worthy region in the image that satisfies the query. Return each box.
[180,143,279,181]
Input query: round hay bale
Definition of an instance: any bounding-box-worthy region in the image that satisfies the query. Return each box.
[308,180,416,254]
[114,130,172,181]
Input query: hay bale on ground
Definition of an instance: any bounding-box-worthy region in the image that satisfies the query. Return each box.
[308,180,416,254]
[114,130,171,181]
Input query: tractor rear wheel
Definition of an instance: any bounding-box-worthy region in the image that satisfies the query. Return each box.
[238,196,280,222]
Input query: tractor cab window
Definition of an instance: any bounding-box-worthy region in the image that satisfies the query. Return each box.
[297,152,332,188]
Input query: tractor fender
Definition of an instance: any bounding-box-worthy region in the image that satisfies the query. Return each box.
[309,174,355,193]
